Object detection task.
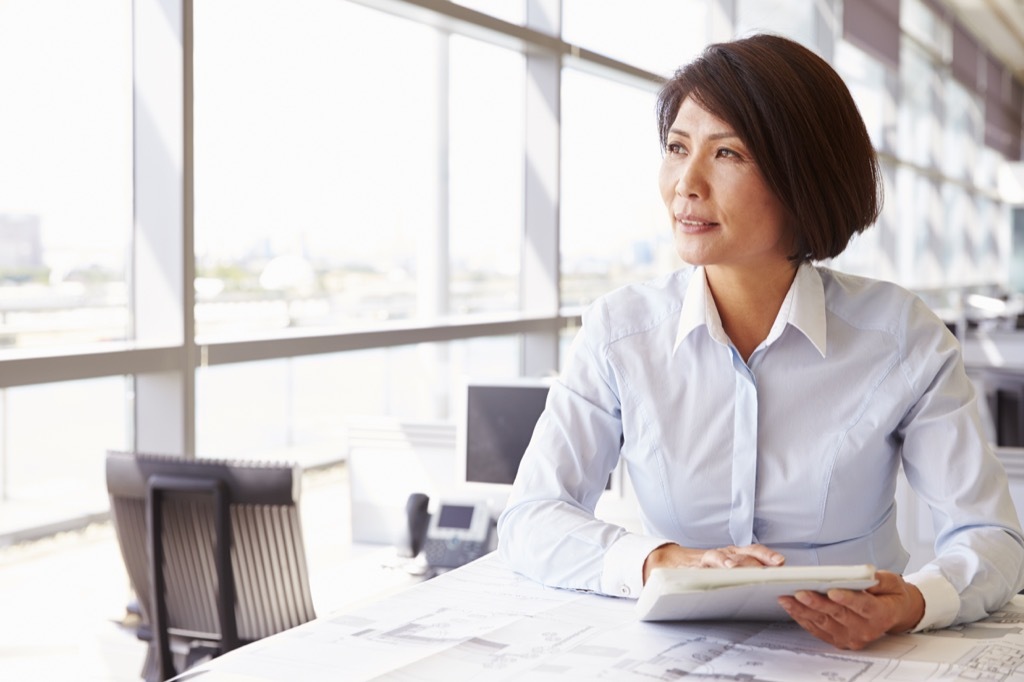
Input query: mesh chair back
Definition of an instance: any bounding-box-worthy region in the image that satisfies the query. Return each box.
[106,451,317,678]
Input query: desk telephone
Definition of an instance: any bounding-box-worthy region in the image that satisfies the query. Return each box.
[399,493,494,569]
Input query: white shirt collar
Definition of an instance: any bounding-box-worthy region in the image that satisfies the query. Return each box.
[673,263,827,357]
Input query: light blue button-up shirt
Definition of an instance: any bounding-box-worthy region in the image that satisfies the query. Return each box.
[498,264,1024,630]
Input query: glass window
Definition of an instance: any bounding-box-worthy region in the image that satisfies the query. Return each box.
[736,0,815,49]
[898,171,945,288]
[0,1,133,351]
[449,36,525,315]
[976,146,1002,193]
[874,159,902,284]
[832,160,899,284]
[562,0,707,78]
[0,377,129,536]
[976,197,1009,280]
[898,38,942,169]
[450,0,525,26]
[560,68,671,308]
[831,218,880,279]
[942,182,969,283]
[894,165,916,284]
[559,324,580,369]
[193,0,441,337]
[901,0,950,60]
[196,337,521,465]
[944,78,982,183]
[835,39,896,154]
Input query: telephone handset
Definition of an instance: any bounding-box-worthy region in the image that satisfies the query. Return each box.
[397,492,430,558]
[400,493,494,569]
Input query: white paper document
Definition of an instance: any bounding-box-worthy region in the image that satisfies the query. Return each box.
[635,563,879,621]
[183,555,1024,682]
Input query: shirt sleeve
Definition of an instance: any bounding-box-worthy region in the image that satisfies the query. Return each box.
[897,296,1024,628]
[903,571,961,631]
[497,298,669,596]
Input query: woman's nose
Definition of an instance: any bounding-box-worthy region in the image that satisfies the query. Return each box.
[676,157,708,198]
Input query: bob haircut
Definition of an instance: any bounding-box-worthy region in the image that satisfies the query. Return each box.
[657,34,882,262]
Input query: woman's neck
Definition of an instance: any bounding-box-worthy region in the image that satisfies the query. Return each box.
[705,262,800,362]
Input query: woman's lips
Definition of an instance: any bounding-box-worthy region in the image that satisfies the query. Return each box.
[676,218,719,234]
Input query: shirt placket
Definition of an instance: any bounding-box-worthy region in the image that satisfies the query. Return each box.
[729,348,759,546]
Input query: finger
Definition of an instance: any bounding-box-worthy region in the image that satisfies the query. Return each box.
[779,598,840,646]
[794,611,873,651]
[826,588,879,620]
[865,570,901,596]
[733,544,786,565]
[726,553,774,567]
[797,590,874,624]
[699,549,729,567]
[782,592,836,628]
[698,548,759,567]
[797,618,842,647]
[793,591,874,636]
[700,545,784,568]
[793,591,886,649]
[705,547,784,567]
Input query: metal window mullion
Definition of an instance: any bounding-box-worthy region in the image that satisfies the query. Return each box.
[419,28,450,419]
[420,29,449,321]
[521,0,561,378]
[0,389,6,502]
[183,0,197,457]
[132,0,195,457]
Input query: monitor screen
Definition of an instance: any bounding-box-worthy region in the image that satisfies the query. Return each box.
[436,503,476,529]
[455,377,621,521]
[459,379,551,486]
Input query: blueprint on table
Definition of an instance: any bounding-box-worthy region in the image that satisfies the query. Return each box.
[184,554,1024,682]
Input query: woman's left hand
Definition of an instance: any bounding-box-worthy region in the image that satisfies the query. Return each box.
[777,570,925,650]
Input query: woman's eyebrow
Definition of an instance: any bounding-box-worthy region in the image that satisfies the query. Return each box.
[667,128,740,141]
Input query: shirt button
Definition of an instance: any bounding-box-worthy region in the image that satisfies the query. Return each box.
[619,584,631,597]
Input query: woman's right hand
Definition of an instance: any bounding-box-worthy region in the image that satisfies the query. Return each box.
[642,543,786,583]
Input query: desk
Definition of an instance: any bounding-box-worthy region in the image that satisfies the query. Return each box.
[178,554,1024,681]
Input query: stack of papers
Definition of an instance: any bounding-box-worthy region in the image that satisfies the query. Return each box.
[636,564,878,621]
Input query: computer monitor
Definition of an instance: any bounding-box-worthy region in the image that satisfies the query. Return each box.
[456,377,553,494]
[455,377,632,526]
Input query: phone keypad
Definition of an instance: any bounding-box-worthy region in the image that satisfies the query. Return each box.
[424,538,487,568]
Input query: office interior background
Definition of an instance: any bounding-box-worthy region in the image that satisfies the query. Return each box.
[4,0,1024,657]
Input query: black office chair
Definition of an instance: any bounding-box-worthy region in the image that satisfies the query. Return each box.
[105,450,317,681]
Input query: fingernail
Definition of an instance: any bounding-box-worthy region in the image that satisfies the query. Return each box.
[724,559,735,567]
[795,591,812,604]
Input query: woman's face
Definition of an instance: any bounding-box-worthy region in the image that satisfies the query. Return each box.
[659,97,793,272]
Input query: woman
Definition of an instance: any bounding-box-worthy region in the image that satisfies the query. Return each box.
[497,33,1024,650]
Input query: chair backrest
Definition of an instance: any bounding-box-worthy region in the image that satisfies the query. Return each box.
[106,450,316,679]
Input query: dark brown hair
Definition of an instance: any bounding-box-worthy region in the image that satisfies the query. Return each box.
[657,34,882,262]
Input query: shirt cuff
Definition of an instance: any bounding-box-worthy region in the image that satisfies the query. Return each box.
[601,533,671,599]
[903,571,960,631]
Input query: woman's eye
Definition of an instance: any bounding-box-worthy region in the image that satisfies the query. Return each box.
[716,147,741,159]
[666,143,687,155]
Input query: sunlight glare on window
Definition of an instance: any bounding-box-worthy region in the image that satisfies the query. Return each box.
[560,69,670,308]
[0,0,132,350]
[449,35,525,315]
[562,0,706,78]
[194,0,440,337]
